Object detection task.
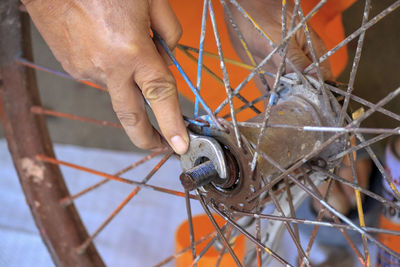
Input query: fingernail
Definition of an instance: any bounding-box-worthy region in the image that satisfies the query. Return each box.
[171,135,188,155]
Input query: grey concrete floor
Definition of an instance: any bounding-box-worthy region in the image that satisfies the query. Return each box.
[0,1,399,152]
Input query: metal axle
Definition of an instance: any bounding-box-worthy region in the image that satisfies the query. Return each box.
[180,161,218,191]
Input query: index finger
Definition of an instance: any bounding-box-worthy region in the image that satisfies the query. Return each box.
[132,36,189,155]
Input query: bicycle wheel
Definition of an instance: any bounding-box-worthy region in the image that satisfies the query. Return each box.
[1,0,400,266]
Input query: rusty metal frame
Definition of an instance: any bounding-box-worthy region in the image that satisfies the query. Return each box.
[0,1,104,266]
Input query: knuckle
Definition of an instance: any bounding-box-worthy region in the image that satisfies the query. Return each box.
[131,133,162,151]
[61,62,83,80]
[142,79,176,102]
[163,24,183,49]
[115,111,140,128]
[134,139,159,150]
[61,58,97,82]
[122,42,141,57]
[171,24,183,45]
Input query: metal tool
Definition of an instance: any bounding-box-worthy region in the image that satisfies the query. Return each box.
[180,131,228,182]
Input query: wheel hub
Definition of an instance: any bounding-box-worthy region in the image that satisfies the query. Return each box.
[180,121,262,212]
[180,76,346,213]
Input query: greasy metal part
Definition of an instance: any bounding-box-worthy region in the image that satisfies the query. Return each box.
[0,2,104,266]
[180,161,219,191]
[185,74,344,213]
[181,132,228,179]
[240,74,345,173]
[188,120,262,211]
[182,75,344,265]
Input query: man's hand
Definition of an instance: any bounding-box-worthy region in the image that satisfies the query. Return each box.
[226,0,333,90]
[23,0,189,154]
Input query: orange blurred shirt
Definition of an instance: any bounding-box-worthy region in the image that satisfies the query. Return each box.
[170,0,355,120]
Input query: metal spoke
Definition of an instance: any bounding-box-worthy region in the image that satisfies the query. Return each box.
[311,166,400,211]
[296,3,332,114]
[296,3,326,87]
[226,0,318,90]
[280,0,288,76]
[215,0,328,114]
[338,0,372,125]
[301,178,333,266]
[177,44,296,86]
[208,0,241,147]
[327,84,400,123]
[154,231,216,267]
[251,149,370,264]
[259,150,399,261]
[60,149,167,205]
[330,103,400,204]
[220,0,271,93]
[351,125,400,202]
[17,57,107,91]
[194,0,209,118]
[153,31,223,129]
[233,210,400,236]
[76,151,172,254]
[35,154,197,200]
[198,192,243,267]
[248,0,301,177]
[348,144,371,265]
[284,178,301,262]
[211,204,292,266]
[263,176,310,266]
[331,129,399,161]
[304,0,400,74]
[31,106,123,129]
[237,121,400,135]
[215,226,234,267]
[302,173,365,264]
[223,93,268,118]
[255,209,262,267]
[185,190,197,266]
[188,223,228,267]
[191,235,219,267]
[331,97,400,206]
[248,87,400,202]
[178,46,262,115]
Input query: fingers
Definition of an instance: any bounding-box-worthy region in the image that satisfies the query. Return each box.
[312,181,352,216]
[312,158,372,218]
[150,0,182,64]
[132,36,189,155]
[294,29,333,80]
[107,77,164,151]
[286,44,313,73]
[108,1,187,154]
[339,158,372,205]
